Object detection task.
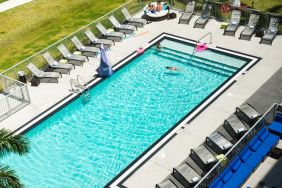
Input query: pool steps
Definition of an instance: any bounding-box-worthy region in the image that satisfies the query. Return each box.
[157,48,238,77]
[157,49,237,77]
[162,47,239,71]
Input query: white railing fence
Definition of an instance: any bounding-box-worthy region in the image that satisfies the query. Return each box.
[0,75,30,122]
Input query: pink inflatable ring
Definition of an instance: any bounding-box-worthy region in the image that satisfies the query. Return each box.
[196,43,207,52]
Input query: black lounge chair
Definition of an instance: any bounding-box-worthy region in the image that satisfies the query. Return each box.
[96,22,125,42]
[43,52,73,74]
[156,175,184,188]
[109,15,137,34]
[183,156,205,176]
[71,36,99,58]
[223,114,249,139]
[121,7,147,28]
[190,144,218,172]
[260,17,280,45]
[57,44,87,67]
[173,162,201,187]
[84,29,114,48]
[179,1,195,24]
[239,13,260,40]
[223,10,241,36]
[236,103,261,125]
[205,132,233,154]
[27,63,61,84]
[194,3,211,28]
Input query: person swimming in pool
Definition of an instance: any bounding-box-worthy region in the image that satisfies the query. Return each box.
[165,66,182,71]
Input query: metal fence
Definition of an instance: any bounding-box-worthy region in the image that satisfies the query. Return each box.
[0,75,30,122]
[194,103,281,188]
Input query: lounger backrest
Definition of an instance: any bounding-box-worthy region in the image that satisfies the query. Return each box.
[96,23,108,35]
[57,44,71,58]
[121,7,132,20]
[42,52,56,66]
[248,14,260,27]
[185,1,195,13]
[231,10,241,23]
[71,36,84,50]
[109,15,121,28]
[202,3,210,17]
[27,63,42,77]
[269,17,280,30]
[84,29,97,43]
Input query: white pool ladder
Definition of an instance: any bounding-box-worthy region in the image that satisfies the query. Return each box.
[70,75,91,103]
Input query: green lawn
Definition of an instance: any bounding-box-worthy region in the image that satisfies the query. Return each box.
[241,0,282,14]
[0,0,7,3]
[0,0,129,72]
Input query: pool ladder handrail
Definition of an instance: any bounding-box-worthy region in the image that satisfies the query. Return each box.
[191,32,213,59]
[70,75,91,102]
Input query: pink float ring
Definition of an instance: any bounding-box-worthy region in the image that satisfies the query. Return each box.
[196,43,207,52]
[137,47,145,54]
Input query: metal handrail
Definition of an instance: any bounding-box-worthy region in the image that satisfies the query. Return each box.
[194,103,279,187]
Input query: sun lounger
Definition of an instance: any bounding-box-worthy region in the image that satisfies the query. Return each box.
[194,3,211,28]
[71,36,99,58]
[156,175,185,188]
[190,144,218,171]
[84,29,114,48]
[236,103,261,125]
[206,132,233,154]
[96,22,125,42]
[224,114,249,139]
[27,63,61,83]
[179,1,195,24]
[260,17,280,45]
[173,162,201,187]
[43,52,73,74]
[57,44,87,67]
[109,15,137,34]
[239,14,260,40]
[223,10,241,36]
[121,7,147,28]
[183,156,205,177]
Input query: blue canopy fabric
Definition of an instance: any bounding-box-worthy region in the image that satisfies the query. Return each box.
[98,44,113,77]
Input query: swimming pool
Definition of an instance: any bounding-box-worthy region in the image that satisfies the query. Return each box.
[3,35,254,188]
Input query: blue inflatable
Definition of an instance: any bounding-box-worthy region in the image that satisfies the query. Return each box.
[98,45,113,77]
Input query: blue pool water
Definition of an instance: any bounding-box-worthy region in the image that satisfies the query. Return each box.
[3,39,248,187]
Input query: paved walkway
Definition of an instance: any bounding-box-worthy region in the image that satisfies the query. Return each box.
[0,0,33,13]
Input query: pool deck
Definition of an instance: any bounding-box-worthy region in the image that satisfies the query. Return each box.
[0,10,282,188]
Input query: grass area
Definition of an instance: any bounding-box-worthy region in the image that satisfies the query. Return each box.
[0,0,7,3]
[241,0,282,14]
[0,0,130,72]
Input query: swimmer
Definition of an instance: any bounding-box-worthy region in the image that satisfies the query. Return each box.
[156,42,161,51]
[165,66,182,71]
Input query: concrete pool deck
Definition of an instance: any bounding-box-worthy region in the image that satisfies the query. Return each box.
[0,10,281,187]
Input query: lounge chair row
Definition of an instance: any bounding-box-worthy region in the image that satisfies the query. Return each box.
[179,1,280,45]
[179,1,211,29]
[26,8,147,84]
[156,104,262,188]
[224,10,280,45]
[209,124,280,188]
